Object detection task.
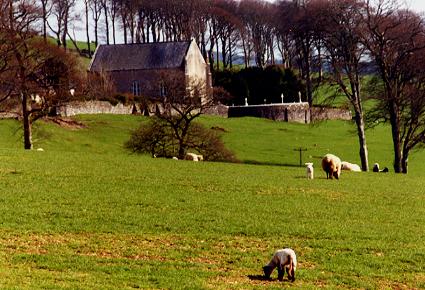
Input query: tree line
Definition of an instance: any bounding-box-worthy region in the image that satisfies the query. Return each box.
[3,0,425,174]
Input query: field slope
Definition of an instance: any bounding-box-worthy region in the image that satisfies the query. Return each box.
[0,115,424,289]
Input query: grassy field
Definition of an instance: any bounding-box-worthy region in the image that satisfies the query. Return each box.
[0,115,424,289]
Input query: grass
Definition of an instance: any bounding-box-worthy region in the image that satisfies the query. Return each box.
[0,114,424,289]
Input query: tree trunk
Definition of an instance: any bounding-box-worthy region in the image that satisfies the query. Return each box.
[305,58,312,108]
[21,93,32,150]
[62,7,69,50]
[112,17,116,44]
[389,100,402,173]
[94,20,98,47]
[42,1,48,42]
[85,1,91,57]
[401,149,409,174]
[104,3,110,45]
[122,14,128,44]
[353,108,369,171]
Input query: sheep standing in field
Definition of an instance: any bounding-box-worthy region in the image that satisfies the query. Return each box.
[322,154,342,179]
[263,248,297,282]
[305,163,314,179]
[341,161,361,172]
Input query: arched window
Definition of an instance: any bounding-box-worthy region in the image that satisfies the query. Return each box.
[131,80,141,96]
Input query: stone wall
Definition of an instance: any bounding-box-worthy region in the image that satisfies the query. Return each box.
[311,106,352,122]
[56,100,134,117]
[1,100,352,123]
[228,103,310,123]
[227,103,352,123]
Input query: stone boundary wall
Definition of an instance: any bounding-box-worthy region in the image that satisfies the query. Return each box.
[227,103,352,123]
[228,103,310,123]
[56,101,134,117]
[311,107,352,122]
[1,101,352,123]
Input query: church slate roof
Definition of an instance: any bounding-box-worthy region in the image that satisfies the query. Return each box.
[89,41,192,72]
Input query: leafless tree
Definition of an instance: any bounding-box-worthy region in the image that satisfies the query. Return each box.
[48,0,77,50]
[40,0,53,42]
[101,0,110,44]
[83,0,91,56]
[0,0,84,149]
[147,71,217,159]
[319,0,369,171]
[363,0,425,173]
[89,0,102,47]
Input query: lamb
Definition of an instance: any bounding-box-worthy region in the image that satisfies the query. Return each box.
[184,152,203,162]
[321,154,342,179]
[373,163,380,172]
[263,248,297,282]
[341,161,361,172]
[373,163,389,173]
[305,163,314,179]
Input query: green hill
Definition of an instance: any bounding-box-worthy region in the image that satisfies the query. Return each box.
[0,115,424,289]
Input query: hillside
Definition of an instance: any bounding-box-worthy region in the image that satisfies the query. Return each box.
[0,115,424,289]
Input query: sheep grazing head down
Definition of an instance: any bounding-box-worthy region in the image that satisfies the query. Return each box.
[322,154,342,180]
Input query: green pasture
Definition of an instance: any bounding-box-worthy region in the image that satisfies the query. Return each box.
[0,115,424,289]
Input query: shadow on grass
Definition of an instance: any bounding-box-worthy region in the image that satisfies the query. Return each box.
[247,274,272,281]
[294,176,329,179]
[243,160,302,168]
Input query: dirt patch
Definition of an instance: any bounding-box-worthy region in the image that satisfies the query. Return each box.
[44,117,87,130]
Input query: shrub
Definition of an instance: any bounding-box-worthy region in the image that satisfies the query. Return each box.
[124,118,176,157]
[125,118,238,162]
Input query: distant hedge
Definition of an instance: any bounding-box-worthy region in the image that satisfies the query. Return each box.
[213,66,305,106]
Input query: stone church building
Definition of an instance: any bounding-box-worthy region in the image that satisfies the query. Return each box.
[88,39,211,97]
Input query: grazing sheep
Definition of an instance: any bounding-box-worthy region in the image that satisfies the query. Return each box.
[263,248,297,282]
[322,154,342,179]
[172,157,178,160]
[373,163,389,173]
[305,162,314,179]
[341,161,361,172]
[184,152,203,162]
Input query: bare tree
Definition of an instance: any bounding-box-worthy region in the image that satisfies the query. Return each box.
[147,71,217,159]
[239,0,275,68]
[279,0,321,108]
[89,0,102,47]
[101,0,110,44]
[319,0,369,171]
[40,0,53,42]
[363,0,425,173]
[0,0,83,149]
[83,0,91,56]
[48,0,76,50]
[107,0,119,44]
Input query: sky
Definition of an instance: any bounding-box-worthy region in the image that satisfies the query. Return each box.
[406,0,425,12]
[67,0,425,43]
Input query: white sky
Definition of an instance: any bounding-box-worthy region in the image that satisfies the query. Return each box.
[67,0,425,43]
[406,0,425,12]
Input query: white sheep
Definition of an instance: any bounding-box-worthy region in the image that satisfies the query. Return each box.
[305,162,314,179]
[341,161,361,172]
[263,248,297,282]
[322,154,342,179]
[185,152,203,162]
